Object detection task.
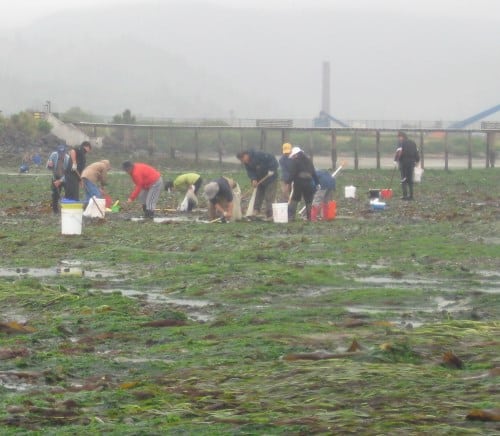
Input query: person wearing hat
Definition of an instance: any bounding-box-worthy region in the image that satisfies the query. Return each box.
[164,173,203,212]
[394,131,420,200]
[236,149,279,219]
[285,146,319,221]
[46,144,70,214]
[122,161,163,219]
[204,177,234,222]
[279,142,293,201]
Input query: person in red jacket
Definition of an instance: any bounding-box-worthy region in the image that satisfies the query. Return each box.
[122,161,163,218]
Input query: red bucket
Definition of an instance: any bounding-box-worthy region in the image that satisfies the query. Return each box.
[380,189,393,200]
[322,201,336,221]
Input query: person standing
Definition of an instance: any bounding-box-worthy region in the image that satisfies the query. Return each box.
[286,147,319,221]
[164,173,203,212]
[279,142,293,201]
[46,144,70,214]
[394,131,420,200]
[236,149,278,219]
[122,161,163,219]
[64,141,92,201]
[80,159,111,207]
[203,177,235,222]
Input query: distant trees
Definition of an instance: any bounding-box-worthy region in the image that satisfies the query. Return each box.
[0,111,54,151]
[61,107,103,123]
[112,109,136,125]
[107,109,144,150]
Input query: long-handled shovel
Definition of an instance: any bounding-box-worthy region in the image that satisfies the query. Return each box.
[245,172,274,217]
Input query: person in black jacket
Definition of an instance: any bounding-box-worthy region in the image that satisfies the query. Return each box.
[394,132,420,200]
[64,141,92,201]
[204,177,234,222]
[237,149,278,218]
[285,146,319,221]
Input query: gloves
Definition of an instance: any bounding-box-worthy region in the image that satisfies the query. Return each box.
[393,161,399,168]
[267,170,274,176]
[72,163,77,171]
[316,184,321,191]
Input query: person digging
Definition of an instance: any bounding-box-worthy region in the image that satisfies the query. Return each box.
[203,178,234,223]
[122,161,163,219]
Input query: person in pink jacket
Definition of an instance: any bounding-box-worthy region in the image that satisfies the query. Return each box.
[122,161,163,218]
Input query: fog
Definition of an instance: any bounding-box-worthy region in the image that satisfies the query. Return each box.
[1,0,499,123]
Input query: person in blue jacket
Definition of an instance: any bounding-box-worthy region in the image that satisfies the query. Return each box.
[46,144,70,214]
[309,169,336,220]
[313,169,336,204]
[237,149,278,219]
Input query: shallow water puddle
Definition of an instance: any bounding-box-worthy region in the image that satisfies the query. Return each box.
[0,260,119,279]
[129,216,211,223]
[353,275,500,293]
[346,296,473,328]
[347,296,472,315]
[354,276,440,286]
[94,288,215,322]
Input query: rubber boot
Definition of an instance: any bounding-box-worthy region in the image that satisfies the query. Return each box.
[311,205,320,221]
[401,182,408,200]
[145,209,154,219]
[288,200,298,221]
[305,204,312,221]
[408,183,414,200]
[142,204,147,216]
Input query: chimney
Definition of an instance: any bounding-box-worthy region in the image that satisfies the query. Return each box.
[321,61,330,114]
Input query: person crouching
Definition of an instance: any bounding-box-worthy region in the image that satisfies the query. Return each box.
[203,177,234,222]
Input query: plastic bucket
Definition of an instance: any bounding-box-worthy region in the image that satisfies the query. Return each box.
[83,198,106,218]
[368,189,380,199]
[61,201,83,235]
[414,166,423,183]
[370,200,386,211]
[380,189,393,200]
[344,185,356,198]
[323,201,336,221]
[272,203,288,223]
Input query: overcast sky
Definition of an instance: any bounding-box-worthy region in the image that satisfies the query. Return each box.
[3,0,500,28]
[2,0,499,121]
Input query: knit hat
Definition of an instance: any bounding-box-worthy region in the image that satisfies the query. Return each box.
[203,182,219,200]
[282,142,292,154]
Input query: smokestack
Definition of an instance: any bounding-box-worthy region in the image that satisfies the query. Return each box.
[321,61,330,114]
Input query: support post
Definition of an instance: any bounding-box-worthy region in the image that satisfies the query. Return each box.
[330,130,337,169]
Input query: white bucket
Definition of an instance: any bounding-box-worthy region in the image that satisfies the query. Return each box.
[272,203,288,223]
[61,202,83,235]
[345,185,357,198]
[414,166,424,183]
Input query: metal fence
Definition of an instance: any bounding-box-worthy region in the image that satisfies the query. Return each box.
[76,121,498,170]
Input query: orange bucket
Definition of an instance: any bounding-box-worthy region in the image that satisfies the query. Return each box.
[322,201,336,221]
[380,189,393,200]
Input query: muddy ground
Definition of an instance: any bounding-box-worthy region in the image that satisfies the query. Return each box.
[0,165,499,434]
